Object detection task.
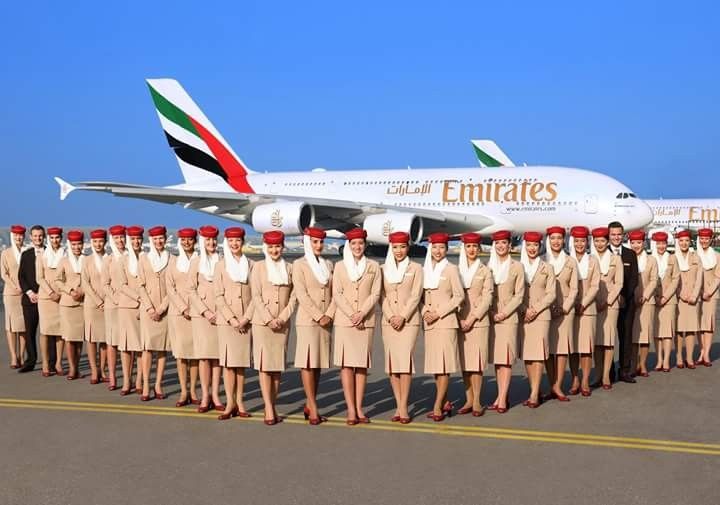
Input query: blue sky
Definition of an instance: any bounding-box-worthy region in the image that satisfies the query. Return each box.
[1,0,718,228]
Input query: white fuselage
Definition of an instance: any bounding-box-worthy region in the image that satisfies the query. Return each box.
[647,198,720,231]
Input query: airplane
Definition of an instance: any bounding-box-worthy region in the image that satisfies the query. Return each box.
[54,79,654,245]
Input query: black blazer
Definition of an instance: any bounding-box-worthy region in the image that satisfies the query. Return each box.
[18,248,41,306]
[618,245,638,307]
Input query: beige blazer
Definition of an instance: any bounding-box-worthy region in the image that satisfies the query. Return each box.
[701,250,720,300]
[102,254,124,308]
[458,263,493,328]
[381,261,423,326]
[576,255,600,315]
[552,256,579,314]
[215,258,255,325]
[332,259,381,328]
[188,257,218,318]
[54,257,84,307]
[422,263,464,330]
[491,260,525,324]
[597,253,623,309]
[678,251,703,302]
[81,255,105,310]
[138,254,169,315]
[655,254,680,305]
[117,253,142,309]
[1,249,22,296]
[166,256,192,316]
[250,260,296,325]
[292,257,336,325]
[521,260,556,321]
[635,255,658,305]
[37,252,61,300]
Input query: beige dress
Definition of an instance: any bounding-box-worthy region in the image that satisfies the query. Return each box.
[520,260,556,361]
[458,264,493,372]
[655,254,680,338]
[332,259,381,368]
[1,248,25,332]
[292,257,336,369]
[37,252,62,335]
[595,253,623,347]
[102,254,124,347]
[188,257,220,359]
[490,261,525,365]
[422,263,464,374]
[250,260,296,372]
[381,261,423,374]
[116,254,142,352]
[676,250,703,333]
[574,255,600,353]
[215,257,254,368]
[632,255,658,344]
[138,254,170,351]
[548,256,578,355]
[81,254,106,342]
[55,257,85,342]
[166,255,195,359]
[700,250,720,332]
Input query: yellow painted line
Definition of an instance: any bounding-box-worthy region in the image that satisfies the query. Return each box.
[1,399,719,456]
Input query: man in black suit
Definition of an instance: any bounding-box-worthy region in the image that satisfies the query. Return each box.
[608,221,639,383]
[17,225,52,373]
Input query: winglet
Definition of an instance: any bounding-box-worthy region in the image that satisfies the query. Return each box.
[471,140,515,167]
[54,177,76,201]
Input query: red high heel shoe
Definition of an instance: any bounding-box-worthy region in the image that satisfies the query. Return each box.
[175,398,190,408]
[602,383,612,390]
[457,406,473,415]
[101,377,111,383]
[303,405,310,420]
[552,392,570,402]
[140,394,152,402]
[264,417,277,426]
[89,377,100,385]
[197,402,214,414]
[472,408,486,416]
[687,362,696,370]
[154,390,166,400]
[676,362,686,369]
[442,401,453,417]
[214,402,225,412]
[399,417,412,424]
[568,387,580,396]
[581,388,592,397]
[107,382,117,391]
[358,416,371,424]
[496,406,508,414]
[190,398,201,405]
[430,412,446,422]
[346,418,359,426]
[391,415,401,422]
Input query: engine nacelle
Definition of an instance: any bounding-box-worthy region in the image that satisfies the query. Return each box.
[251,201,314,235]
[363,212,423,245]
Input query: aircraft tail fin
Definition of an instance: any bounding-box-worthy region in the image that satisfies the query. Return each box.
[471,139,515,167]
[146,78,255,193]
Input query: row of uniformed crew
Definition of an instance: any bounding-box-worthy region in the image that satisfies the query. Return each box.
[2,223,718,425]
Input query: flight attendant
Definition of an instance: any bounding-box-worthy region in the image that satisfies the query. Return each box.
[2,225,27,369]
[138,226,171,401]
[55,230,86,379]
[166,228,200,406]
[189,225,223,412]
[457,232,493,417]
[251,230,296,425]
[675,230,702,369]
[102,224,127,390]
[519,232,556,407]
[332,228,381,425]
[37,227,66,375]
[82,229,108,384]
[697,228,719,366]
[592,227,623,389]
[544,226,578,400]
[215,227,254,420]
[487,230,525,413]
[117,225,145,395]
[651,231,679,372]
[293,227,335,425]
[381,231,423,423]
[629,230,658,377]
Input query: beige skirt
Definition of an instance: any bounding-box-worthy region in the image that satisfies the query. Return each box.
[294,324,331,369]
[381,324,418,374]
[677,300,699,333]
[38,298,61,335]
[334,326,373,368]
[253,324,288,372]
[60,305,85,342]
[458,325,489,372]
[141,313,170,352]
[192,316,219,359]
[3,295,25,332]
[83,305,105,343]
[700,298,716,332]
[574,314,596,354]
[520,320,549,361]
[218,324,252,368]
[595,308,618,347]
[632,303,655,344]
[549,310,574,355]
[655,303,676,339]
[424,328,460,374]
[169,315,195,359]
[104,305,118,346]
[490,322,518,366]
[116,307,142,352]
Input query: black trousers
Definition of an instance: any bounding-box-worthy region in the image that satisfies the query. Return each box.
[21,304,55,365]
[616,304,636,376]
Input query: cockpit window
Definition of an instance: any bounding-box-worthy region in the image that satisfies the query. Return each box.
[628,193,637,198]
[616,192,623,199]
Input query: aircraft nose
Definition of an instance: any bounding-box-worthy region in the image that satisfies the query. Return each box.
[632,200,654,229]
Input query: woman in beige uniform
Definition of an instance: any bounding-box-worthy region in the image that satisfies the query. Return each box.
[544,226,578,400]
[117,226,145,395]
[293,227,335,425]
[189,225,223,412]
[333,228,380,425]
[380,231,422,423]
[55,230,86,380]
[2,225,26,369]
[82,229,108,384]
[457,233,493,417]
[674,229,703,369]
[487,230,525,413]
[519,232,556,407]
[696,228,719,366]
[251,230,296,426]
[592,227,623,389]
[38,226,66,375]
[650,232,680,372]
[215,227,254,420]
[103,225,127,390]
[138,226,171,401]
[629,230,658,377]
[166,228,200,406]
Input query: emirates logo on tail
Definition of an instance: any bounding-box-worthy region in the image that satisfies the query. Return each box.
[271,209,283,228]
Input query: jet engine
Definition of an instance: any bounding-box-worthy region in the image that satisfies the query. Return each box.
[362,212,424,245]
[251,201,314,235]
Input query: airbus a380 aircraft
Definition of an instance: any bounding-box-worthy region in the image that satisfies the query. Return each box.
[55,79,653,243]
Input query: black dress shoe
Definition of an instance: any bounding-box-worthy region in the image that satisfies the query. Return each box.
[620,374,636,384]
[18,362,36,373]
